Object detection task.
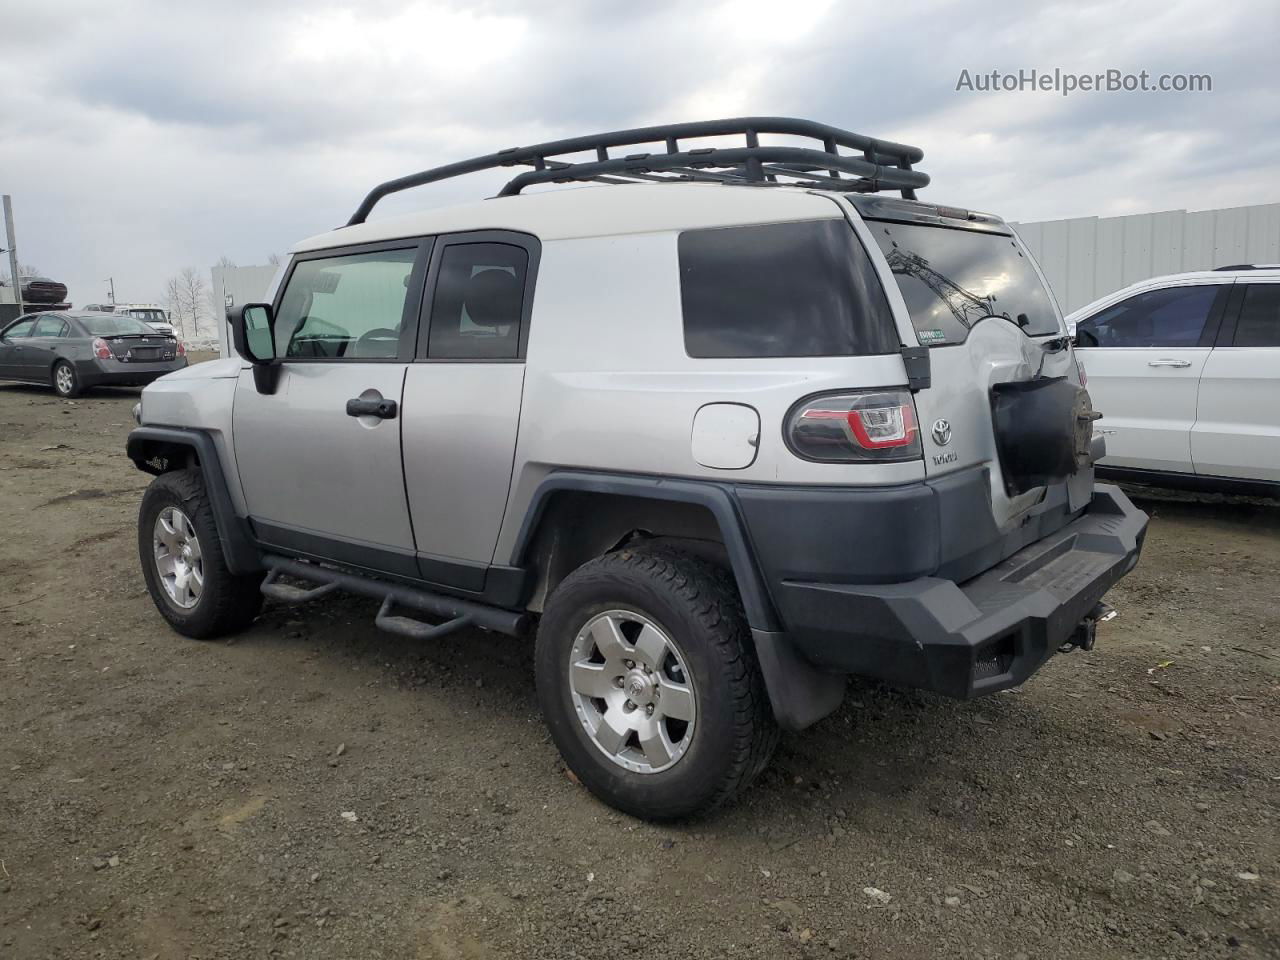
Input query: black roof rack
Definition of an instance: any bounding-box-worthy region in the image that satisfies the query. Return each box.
[347,117,928,226]
[1214,263,1280,271]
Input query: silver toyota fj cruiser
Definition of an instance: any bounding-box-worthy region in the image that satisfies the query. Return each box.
[128,118,1147,819]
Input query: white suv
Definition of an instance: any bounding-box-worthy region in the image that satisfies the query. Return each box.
[127,118,1147,819]
[1068,265,1280,495]
[83,303,177,337]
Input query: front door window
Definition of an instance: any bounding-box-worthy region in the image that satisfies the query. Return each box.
[1076,285,1221,348]
[276,248,418,360]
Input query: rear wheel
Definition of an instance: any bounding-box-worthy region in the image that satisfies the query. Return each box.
[138,468,263,638]
[52,360,83,398]
[536,544,778,819]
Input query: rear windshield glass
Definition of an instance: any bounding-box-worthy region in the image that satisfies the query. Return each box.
[868,221,1060,345]
[679,220,898,358]
[80,315,155,336]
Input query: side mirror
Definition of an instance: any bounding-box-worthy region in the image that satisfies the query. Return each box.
[230,303,281,395]
[231,303,276,362]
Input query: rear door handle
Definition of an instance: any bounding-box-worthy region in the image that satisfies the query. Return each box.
[346,396,398,419]
[1148,359,1192,368]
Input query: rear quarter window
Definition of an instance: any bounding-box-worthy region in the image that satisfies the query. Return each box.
[678,220,898,358]
[1233,284,1280,347]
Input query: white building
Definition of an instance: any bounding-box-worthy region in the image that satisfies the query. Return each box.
[210,263,281,356]
[1012,202,1280,314]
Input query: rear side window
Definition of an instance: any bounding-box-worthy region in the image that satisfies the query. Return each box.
[678,220,897,358]
[1076,285,1221,348]
[426,242,528,360]
[32,316,68,338]
[1233,285,1280,347]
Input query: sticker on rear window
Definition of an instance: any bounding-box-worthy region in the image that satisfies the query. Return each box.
[917,329,947,344]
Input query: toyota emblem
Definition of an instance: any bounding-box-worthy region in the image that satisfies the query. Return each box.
[931,419,952,446]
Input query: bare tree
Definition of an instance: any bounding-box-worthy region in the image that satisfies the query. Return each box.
[4,261,42,284]
[164,267,210,339]
[180,267,209,338]
[164,275,186,338]
[216,255,237,270]
[267,253,283,267]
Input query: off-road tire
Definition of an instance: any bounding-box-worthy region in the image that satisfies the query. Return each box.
[138,468,263,639]
[52,360,83,398]
[536,542,778,819]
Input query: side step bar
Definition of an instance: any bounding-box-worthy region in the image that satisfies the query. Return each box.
[375,596,472,640]
[260,554,529,639]
[261,569,340,604]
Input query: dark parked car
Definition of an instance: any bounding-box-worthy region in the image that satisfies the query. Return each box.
[19,276,70,305]
[0,311,188,397]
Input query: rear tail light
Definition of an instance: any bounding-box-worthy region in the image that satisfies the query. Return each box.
[786,389,922,462]
[92,337,112,360]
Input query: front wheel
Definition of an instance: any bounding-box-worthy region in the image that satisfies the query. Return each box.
[138,468,263,639]
[535,544,778,820]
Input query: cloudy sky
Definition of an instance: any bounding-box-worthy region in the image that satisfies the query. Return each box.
[2,0,1277,308]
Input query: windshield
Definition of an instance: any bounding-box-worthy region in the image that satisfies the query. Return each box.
[868,221,1061,345]
[127,309,167,322]
[80,315,157,336]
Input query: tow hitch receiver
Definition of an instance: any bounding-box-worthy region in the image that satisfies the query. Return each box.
[1058,602,1117,654]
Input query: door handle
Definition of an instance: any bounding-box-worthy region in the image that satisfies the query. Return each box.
[1147,359,1192,368]
[345,396,398,419]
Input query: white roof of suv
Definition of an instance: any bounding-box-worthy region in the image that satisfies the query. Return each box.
[296,182,847,252]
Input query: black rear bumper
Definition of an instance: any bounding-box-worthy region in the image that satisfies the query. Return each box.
[78,358,188,387]
[758,484,1147,699]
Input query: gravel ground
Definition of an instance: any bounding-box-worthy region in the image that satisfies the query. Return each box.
[1,371,1277,960]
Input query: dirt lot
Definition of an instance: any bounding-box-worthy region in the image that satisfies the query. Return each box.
[1,371,1277,960]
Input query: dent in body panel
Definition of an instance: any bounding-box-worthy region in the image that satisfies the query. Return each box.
[911,320,1078,530]
[842,195,1083,531]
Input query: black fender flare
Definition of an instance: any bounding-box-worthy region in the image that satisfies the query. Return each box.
[509,470,844,730]
[509,470,778,629]
[126,426,262,575]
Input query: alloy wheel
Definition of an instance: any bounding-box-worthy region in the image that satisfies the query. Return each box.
[568,609,696,774]
[153,506,204,609]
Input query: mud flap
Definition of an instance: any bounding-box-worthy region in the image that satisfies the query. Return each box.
[751,628,846,731]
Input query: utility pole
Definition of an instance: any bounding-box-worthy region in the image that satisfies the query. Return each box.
[3,195,23,315]
[105,277,116,305]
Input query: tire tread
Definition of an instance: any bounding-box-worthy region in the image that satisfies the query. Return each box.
[538,541,778,818]
[139,468,262,639]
